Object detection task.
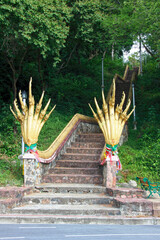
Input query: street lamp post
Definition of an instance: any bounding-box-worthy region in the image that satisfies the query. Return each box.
[132,83,137,130]
[21,90,27,154]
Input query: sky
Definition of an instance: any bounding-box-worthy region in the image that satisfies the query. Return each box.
[123,40,146,62]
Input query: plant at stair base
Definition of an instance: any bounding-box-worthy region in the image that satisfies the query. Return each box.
[89,78,135,170]
[10,78,56,160]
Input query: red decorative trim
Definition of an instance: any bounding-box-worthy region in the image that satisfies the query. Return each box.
[38,119,95,164]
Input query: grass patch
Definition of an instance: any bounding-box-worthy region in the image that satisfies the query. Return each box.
[38,110,72,151]
[118,123,160,183]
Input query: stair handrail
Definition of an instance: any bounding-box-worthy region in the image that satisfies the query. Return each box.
[123,65,129,80]
[106,65,139,104]
[106,73,124,103]
[37,113,97,162]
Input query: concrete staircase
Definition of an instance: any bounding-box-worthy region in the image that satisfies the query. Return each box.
[11,183,122,224]
[42,133,104,185]
[0,132,160,224]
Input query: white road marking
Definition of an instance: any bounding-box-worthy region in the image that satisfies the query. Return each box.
[65,233,160,237]
[19,227,56,229]
[0,238,25,240]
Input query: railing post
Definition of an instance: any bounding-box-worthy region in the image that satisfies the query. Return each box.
[20,153,42,186]
[103,159,118,188]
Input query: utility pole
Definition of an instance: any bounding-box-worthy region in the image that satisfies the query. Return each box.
[21,90,27,154]
[132,83,137,130]
[111,43,114,60]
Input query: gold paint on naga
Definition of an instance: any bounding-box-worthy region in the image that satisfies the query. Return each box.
[10,78,56,150]
[10,78,96,161]
[89,78,135,168]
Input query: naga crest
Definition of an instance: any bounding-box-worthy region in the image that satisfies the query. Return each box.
[89,78,135,147]
[10,78,56,147]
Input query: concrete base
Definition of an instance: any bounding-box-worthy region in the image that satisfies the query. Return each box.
[103,160,117,188]
[19,153,42,186]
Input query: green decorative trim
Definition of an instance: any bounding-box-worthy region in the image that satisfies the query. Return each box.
[106,144,118,152]
[25,143,37,152]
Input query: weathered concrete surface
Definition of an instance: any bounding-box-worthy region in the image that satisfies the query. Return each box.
[0,214,159,225]
[113,197,153,216]
[0,183,160,224]
[21,192,113,205]
[12,204,121,216]
[106,187,145,198]
[22,153,42,186]
[103,161,117,188]
[150,199,160,217]
[35,183,106,194]
[0,186,32,213]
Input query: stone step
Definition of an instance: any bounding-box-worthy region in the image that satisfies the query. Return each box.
[75,134,104,143]
[153,210,160,217]
[12,204,120,216]
[66,147,102,154]
[72,142,104,148]
[77,133,104,139]
[0,187,32,214]
[0,199,19,214]
[35,183,106,194]
[56,160,99,168]
[75,137,104,143]
[43,174,103,184]
[152,200,160,210]
[0,214,158,224]
[49,167,102,175]
[0,187,31,199]
[22,192,112,205]
[106,187,145,198]
[152,200,160,217]
[61,153,100,161]
[113,197,153,216]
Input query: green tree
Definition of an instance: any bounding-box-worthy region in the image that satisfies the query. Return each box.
[0,0,71,99]
[58,0,134,71]
[122,0,160,59]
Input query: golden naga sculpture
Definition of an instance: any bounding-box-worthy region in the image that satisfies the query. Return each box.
[10,78,56,156]
[89,78,135,169]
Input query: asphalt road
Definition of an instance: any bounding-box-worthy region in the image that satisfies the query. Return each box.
[0,224,160,240]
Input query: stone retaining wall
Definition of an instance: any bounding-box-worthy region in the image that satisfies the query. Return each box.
[0,186,32,213]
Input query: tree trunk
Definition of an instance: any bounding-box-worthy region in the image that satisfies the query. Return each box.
[38,49,44,90]
[58,43,78,72]
[13,73,18,101]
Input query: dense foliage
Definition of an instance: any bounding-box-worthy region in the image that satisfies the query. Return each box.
[0,0,159,185]
[1,0,159,105]
[119,60,160,182]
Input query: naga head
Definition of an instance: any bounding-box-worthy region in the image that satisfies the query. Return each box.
[89,79,135,146]
[10,78,56,147]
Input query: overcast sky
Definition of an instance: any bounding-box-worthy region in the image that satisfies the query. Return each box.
[123,40,146,62]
